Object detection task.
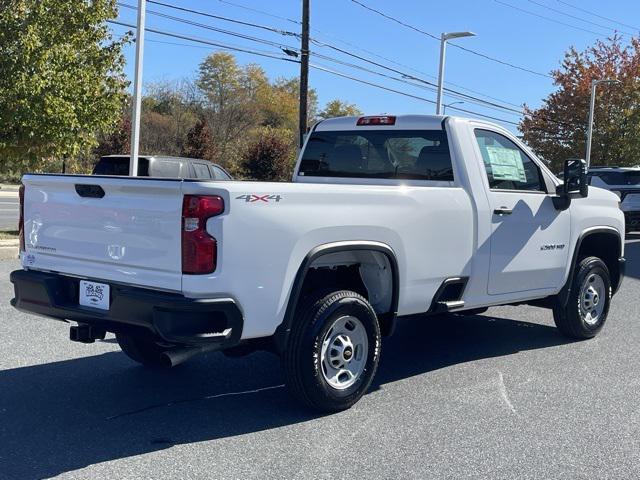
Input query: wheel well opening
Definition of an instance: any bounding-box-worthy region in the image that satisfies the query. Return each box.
[296,249,397,334]
[577,232,621,291]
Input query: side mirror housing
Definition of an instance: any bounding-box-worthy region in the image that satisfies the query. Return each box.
[553,158,588,211]
[563,158,588,198]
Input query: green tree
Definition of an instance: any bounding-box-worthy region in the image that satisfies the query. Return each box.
[520,36,640,171]
[0,0,131,173]
[318,99,362,119]
[240,126,296,181]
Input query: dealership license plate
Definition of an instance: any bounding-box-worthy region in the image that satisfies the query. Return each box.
[79,280,110,310]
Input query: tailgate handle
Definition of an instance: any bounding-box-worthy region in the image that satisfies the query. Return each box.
[75,184,105,198]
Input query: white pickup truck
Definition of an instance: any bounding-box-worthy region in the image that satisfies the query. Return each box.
[11,115,625,412]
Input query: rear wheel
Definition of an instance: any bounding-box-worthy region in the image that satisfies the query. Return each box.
[283,290,381,412]
[116,333,172,368]
[553,256,611,339]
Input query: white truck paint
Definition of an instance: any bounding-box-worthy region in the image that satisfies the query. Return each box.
[12,115,625,411]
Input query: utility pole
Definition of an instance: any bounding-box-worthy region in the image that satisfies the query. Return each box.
[298,0,310,148]
[129,0,146,176]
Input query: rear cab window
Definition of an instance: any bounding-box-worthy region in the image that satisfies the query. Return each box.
[93,157,149,176]
[298,129,453,181]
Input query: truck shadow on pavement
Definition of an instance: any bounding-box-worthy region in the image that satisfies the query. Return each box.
[0,312,573,479]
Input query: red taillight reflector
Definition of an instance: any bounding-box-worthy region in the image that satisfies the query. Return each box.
[356,115,396,126]
[182,195,224,218]
[182,195,224,274]
[18,184,25,252]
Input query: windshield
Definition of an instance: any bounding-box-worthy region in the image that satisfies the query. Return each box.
[589,171,640,186]
[299,129,453,181]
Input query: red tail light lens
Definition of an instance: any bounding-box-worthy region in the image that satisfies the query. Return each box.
[356,115,396,126]
[18,184,25,252]
[182,195,224,274]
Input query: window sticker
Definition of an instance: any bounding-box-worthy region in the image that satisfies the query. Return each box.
[485,146,527,183]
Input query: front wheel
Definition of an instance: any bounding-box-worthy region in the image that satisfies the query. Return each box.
[283,290,381,412]
[553,256,611,339]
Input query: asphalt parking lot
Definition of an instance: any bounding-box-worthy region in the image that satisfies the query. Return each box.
[1,238,639,479]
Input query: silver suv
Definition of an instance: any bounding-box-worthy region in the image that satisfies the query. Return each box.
[588,166,640,233]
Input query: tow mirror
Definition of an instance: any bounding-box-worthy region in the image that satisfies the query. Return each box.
[553,158,587,211]
[563,158,588,197]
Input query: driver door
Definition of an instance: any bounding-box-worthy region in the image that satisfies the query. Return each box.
[474,129,570,295]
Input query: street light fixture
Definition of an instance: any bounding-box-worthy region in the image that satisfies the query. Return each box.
[443,101,465,115]
[436,31,476,115]
[585,78,620,169]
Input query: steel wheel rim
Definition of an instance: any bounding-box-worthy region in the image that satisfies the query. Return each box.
[579,272,606,326]
[320,315,368,390]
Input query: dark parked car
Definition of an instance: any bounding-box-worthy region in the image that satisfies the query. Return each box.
[93,155,233,180]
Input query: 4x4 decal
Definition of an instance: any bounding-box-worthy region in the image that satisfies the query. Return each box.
[236,194,282,203]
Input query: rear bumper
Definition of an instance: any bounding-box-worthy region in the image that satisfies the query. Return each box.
[10,269,243,348]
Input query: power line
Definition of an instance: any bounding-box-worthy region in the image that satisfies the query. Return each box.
[494,0,610,37]
[146,0,300,37]
[556,0,640,32]
[126,0,527,112]
[308,27,524,109]
[108,19,300,63]
[526,0,633,36]
[118,1,525,116]
[108,20,522,127]
[216,0,300,26]
[348,0,552,78]
[310,48,524,117]
[310,63,521,126]
[118,3,299,51]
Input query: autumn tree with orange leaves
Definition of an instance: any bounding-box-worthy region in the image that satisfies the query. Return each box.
[521,36,640,171]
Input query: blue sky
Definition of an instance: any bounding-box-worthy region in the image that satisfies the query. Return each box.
[111,0,640,133]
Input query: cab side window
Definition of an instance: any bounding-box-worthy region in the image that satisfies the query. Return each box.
[474,129,546,192]
[212,166,231,180]
[193,163,212,179]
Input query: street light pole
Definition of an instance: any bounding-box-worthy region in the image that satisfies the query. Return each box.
[585,79,620,169]
[443,101,465,115]
[129,0,146,177]
[436,31,475,115]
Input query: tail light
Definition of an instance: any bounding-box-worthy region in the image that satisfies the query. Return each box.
[18,184,25,252]
[182,195,224,274]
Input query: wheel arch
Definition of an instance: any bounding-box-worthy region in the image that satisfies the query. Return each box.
[558,226,623,306]
[273,241,400,353]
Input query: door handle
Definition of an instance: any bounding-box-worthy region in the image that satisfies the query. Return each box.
[493,207,513,216]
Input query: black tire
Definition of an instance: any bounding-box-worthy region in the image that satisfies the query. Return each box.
[553,256,611,339]
[116,333,172,368]
[283,290,381,412]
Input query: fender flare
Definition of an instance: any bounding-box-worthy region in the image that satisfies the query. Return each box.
[558,226,623,307]
[273,241,400,353]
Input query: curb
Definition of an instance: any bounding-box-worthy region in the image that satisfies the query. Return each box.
[0,239,19,260]
[0,246,18,260]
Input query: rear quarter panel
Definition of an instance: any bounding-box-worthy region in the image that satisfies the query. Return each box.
[181,181,474,339]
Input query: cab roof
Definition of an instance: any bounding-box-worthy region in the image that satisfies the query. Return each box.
[314,114,448,131]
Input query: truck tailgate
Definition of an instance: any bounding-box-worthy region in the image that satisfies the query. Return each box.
[21,175,184,292]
